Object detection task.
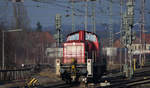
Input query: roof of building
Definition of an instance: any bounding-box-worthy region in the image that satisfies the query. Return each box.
[145,34,150,44]
[113,39,123,48]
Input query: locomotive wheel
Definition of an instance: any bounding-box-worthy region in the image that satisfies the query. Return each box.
[75,77,79,83]
[65,79,72,84]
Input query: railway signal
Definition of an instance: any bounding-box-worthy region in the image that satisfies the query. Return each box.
[55,14,61,30]
[55,14,62,47]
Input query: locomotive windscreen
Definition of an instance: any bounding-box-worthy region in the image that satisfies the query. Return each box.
[85,32,97,42]
[67,33,79,41]
[63,43,85,64]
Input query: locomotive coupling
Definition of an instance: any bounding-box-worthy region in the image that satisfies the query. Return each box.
[71,58,77,81]
[72,65,75,69]
[71,64,76,81]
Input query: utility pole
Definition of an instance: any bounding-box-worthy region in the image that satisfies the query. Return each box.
[122,0,135,78]
[84,0,88,31]
[140,0,145,67]
[109,0,113,67]
[122,13,128,69]
[120,0,123,72]
[12,0,30,30]
[55,14,61,47]
[71,0,75,32]
[2,31,4,69]
[126,0,134,78]
[91,0,96,33]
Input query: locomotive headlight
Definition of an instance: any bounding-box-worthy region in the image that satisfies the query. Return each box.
[73,42,75,45]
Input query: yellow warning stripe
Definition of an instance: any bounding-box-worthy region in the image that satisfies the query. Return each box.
[28,78,36,86]
[33,79,38,84]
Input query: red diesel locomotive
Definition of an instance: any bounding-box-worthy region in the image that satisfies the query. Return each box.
[56,30,106,83]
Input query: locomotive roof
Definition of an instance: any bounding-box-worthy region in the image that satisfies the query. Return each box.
[67,30,98,38]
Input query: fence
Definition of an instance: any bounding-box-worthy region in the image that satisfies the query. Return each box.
[0,66,31,81]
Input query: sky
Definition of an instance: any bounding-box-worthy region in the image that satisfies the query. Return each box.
[0,0,150,31]
[25,0,121,28]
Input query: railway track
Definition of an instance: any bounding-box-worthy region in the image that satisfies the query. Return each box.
[26,81,82,88]
[39,82,71,88]
[41,66,150,88]
[126,77,150,87]
[97,65,150,88]
[2,64,150,88]
[106,76,150,88]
